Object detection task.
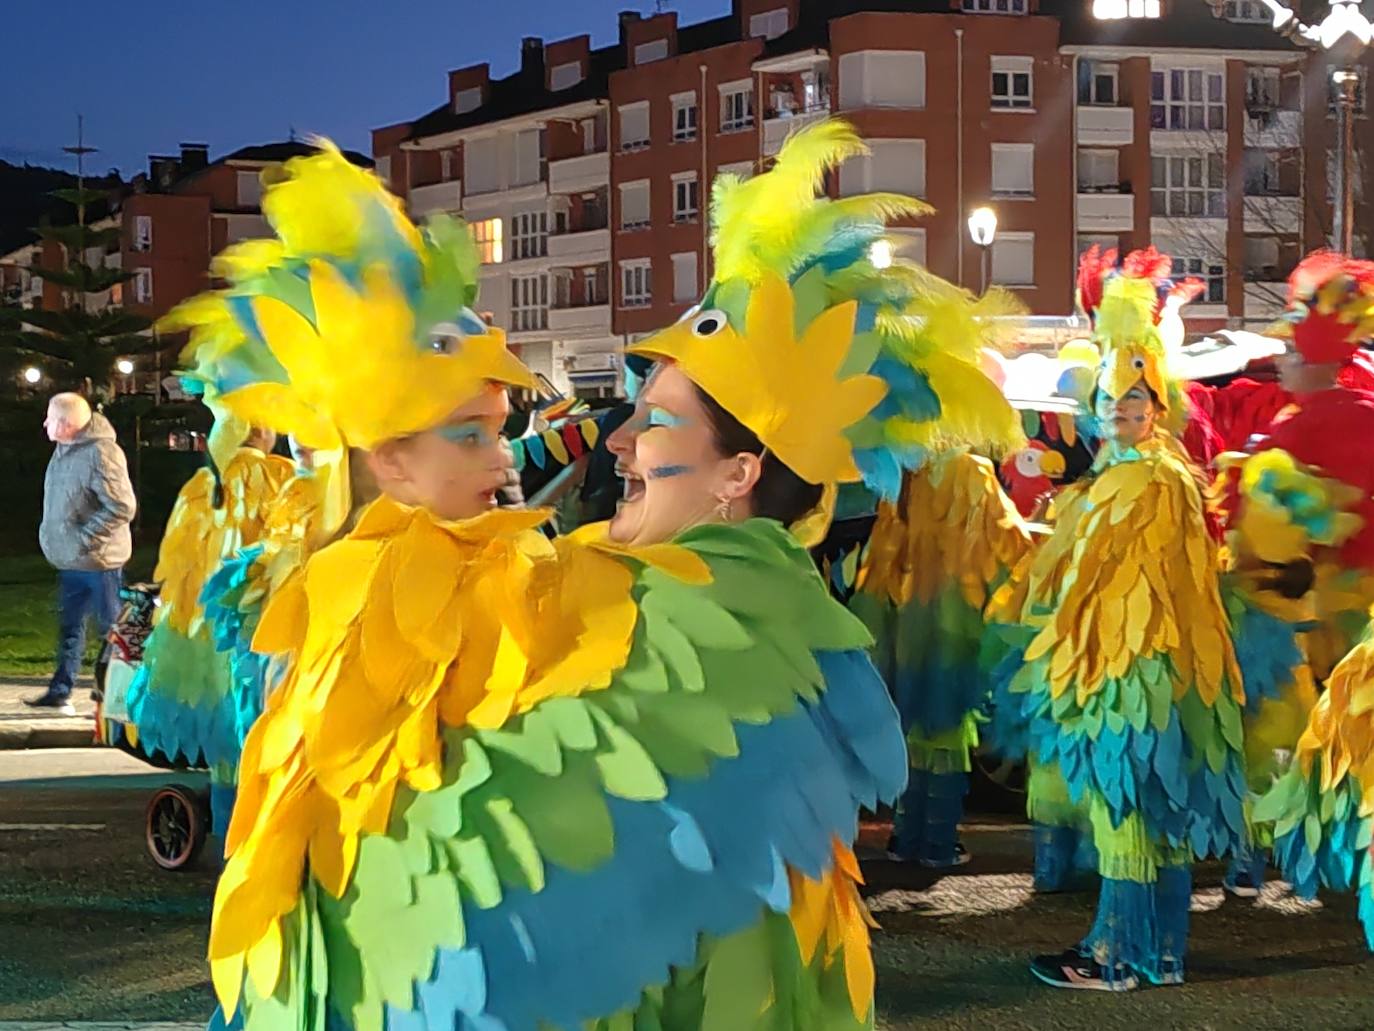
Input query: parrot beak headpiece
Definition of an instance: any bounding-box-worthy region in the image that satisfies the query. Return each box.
[1087,259,1177,414]
[1041,449,1067,480]
[1271,250,1374,366]
[162,139,535,452]
[631,117,1021,501]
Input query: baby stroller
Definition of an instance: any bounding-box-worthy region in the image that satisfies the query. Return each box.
[92,583,212,871]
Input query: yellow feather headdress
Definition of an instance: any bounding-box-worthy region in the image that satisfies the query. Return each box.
[161,140,534,452]
[629,119,1022,498]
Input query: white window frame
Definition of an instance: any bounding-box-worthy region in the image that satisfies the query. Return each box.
[720,81,755,133]
[581,266,603,305]
[634,39,669,65]
[133,215,153,252]
[1151,68,1226,131]
[1173,255,1226,304]
[991,56,1034,110]
[550,60,583,91]
[619,102,651,152]
[1077,148,1120,191]
[1079,61,1119,106]
[470,217,504,264]
[991,142,1035,198]
[671,251,699,303]
[748,7,790,39]
[454,87,482,114]
[672,173,700,223]
[620,259,653,308]
[672,91,699,142]
[1151,153,1226,217]
[962,0,1027,13]
[990,232,1035,287]
[838,50,927,111]
[510,209,548,260]
[618,180,651,232]
[1246,66,1281,109]
[1094,0,1161,17]
[511,273,549,332]
[134,267,153,304]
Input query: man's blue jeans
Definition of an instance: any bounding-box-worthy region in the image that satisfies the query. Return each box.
[49,568,122,701]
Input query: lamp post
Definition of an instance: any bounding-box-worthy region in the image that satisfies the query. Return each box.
[968,206,998,295]
[22,366,42,386]
[1242,0,1370,252]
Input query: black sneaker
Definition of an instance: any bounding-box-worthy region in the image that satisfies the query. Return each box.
[23,694,76,716]
[919,842,973,869]
[1030,948,1139,992]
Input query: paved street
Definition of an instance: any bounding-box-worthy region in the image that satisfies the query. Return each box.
[1,751,1373,1028]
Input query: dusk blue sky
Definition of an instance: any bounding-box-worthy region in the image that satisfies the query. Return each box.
[2,1,728,178]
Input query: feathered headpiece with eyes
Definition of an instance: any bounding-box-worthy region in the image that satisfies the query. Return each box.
[164,141,534,453]
[1272,250,1374,365]
[628,119,1023,500]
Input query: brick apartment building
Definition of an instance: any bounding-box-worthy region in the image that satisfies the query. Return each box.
[2,141,371,393]
[365,0,1369,395]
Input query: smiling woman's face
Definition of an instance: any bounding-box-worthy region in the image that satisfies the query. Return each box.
[605,364,759,545]
[366,385,512,521]
[1094,380,1158,448]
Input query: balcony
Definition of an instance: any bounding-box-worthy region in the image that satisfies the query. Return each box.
[1243,280,1287,321]
[1076,190,1134,232]
[547,227,610,265]
[763,105,830,156]
[1243,194,1302,234]
[1077,106,1133,146]
[548,303,612,337]
[1243,108,1302,148]
[409,180,462,217]
[549,151,610,195]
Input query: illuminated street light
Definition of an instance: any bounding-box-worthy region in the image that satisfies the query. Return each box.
[22,367,42,385]
[968,207,998,295]
[116,358,135,375]
[869,239,894,270]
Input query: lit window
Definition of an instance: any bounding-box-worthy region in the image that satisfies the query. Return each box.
[1172,255,1226,303]
[620,260,652,308]
[672,92,698,142]
[991,57,1034,110]
[1151,69,1225,130]
[470,218,504,264]
[1150,153,1226,217]
[963,0,1027,13]
[511,274,548,332]
[672,175,699,222]
[721,84,754,133]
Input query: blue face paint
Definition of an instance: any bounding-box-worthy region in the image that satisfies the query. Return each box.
[437,423,496,448]
[647,407,687,430]
[648,464,693,480]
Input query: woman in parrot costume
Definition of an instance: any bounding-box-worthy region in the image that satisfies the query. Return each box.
[988,250,1267,991]
[185,120,1031,1031]
[846,286,1027,868]
[123,416,294,833]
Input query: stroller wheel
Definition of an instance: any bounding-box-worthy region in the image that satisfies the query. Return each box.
[145,783,209,871]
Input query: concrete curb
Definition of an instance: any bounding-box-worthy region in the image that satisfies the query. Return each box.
[0,720,97,751]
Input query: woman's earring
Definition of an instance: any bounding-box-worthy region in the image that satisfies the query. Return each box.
[715,495,733,522]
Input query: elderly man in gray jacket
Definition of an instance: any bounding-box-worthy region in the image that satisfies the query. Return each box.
[28,392,136,714]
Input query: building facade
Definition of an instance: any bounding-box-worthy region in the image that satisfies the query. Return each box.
[374,0,1373,395]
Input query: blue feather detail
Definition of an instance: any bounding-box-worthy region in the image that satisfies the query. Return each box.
[387,648,904,1031]
[1228,594,1307,715]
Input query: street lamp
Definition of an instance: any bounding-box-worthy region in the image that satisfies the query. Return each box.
[869,239,894,270]
[116,358,135,375]
[22,366,42,385]
[968,206,998,295]
[1242,0,1372,252]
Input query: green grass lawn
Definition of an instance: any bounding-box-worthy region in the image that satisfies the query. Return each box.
[0,548,156,678]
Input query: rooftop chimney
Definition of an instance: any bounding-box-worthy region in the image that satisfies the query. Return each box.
[521,35,545,81]
[619,10,641,39]
[179,142,209,173]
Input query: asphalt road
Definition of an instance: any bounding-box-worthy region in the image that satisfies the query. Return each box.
[2,751,1373,1028]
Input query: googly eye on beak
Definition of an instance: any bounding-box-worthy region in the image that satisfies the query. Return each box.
[427,320,464,355]
[1131,356,1146,370]
[690,309,728,338]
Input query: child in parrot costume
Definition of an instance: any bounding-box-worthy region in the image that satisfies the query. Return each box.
[123,416,293,833]
[846,286,1027,868]
[186,119,1036,1031]
[987,248,1299,991]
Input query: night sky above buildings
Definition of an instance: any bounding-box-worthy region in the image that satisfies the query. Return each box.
[3,0,727,177]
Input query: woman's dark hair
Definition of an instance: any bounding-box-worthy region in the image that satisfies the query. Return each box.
[693,384,823,525]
